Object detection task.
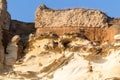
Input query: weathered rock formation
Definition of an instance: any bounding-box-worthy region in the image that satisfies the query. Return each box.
[1,1,120,80]
[35,5,108,28]
[10,20,35,43]
[36,27,117,44]
[0,0,34,73]
[5,35,20,66]
[35,5,119,44]
[0,0,11,30]
[6,34,120,80]
[0,0,11,72]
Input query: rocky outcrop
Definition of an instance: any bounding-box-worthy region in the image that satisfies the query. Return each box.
[36,27,117,44]
[35,5,120,44]
[35,5,108,28]
[1,34,119,80]
[1,2,120,80]
[10,20,35,36]
[0,0,11,30]
[0,0,11,72]
[0,28,4,72]
[0,0,35,72]
[5,35,20,66]
[9,20,35,44]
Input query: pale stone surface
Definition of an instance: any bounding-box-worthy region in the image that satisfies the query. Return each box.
[0,34,119,80]
[5,35,20,66]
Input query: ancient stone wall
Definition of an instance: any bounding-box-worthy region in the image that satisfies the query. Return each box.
[35,5,109,28]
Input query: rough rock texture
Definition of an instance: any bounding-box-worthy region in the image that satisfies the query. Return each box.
[0,34,120,80]
[5,35,20,66]
[35,5,108,28]
[35,5,118,43]
[9,20,35,59]
[0,0,11,30]
[0,0,10,72]
[1,2,120,80]
[0,28,4,72]
[36,27,117,44]
[10,20,35,37]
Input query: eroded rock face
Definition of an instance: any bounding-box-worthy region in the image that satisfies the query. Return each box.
[35,5,118,44]
[1,2,120,80]
[0,0,11,30]
[36,27,117,44]
[10,20,35,36]
[9,20,35,59]
[0,0,11,72]
[5,35,20,66]
[10,20,35,44]
[1,34,119,80]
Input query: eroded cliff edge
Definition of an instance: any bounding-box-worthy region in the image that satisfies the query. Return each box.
[0,1,120,80]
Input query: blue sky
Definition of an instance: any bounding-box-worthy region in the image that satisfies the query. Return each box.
[7,0,120,22]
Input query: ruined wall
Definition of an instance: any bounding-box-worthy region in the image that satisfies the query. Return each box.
[35,5,108,28]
